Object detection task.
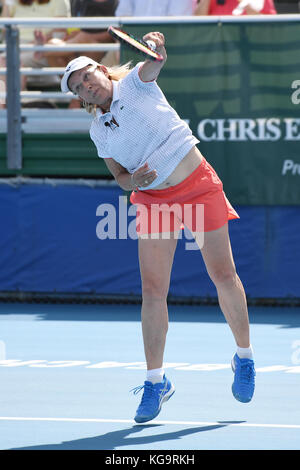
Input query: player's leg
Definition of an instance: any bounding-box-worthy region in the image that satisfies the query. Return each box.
[193,223,255,402]
[132,232,178,423]
[195,223,250,347]
[138,233,178,371]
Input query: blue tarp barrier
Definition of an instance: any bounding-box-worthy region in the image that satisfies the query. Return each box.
[0,183,299,299]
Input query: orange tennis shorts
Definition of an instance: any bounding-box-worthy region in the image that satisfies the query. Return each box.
[130,156,239,236]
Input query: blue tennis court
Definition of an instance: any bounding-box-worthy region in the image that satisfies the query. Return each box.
[0,301,299,450]
[1,5,300,457]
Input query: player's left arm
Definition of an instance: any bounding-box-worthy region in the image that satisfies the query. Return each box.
[138,32,167,82]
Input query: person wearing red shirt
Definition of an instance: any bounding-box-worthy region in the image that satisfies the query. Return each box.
[195,0,277,15]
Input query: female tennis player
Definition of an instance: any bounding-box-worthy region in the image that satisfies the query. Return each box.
[61,31,256,423]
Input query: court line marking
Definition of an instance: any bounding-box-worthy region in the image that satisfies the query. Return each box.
[0,360,300,373]
[0,417,300,429]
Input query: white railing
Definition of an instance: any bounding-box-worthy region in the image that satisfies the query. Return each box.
[1,14,300,26]
[0,17,123,169]
[0,43,119,52]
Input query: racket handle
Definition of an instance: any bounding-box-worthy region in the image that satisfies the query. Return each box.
[146,40,156,51]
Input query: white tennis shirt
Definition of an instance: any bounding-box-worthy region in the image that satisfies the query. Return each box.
[89,62,199,190]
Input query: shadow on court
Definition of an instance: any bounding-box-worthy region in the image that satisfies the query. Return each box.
[0,302,300,328]
[11,422,242,450]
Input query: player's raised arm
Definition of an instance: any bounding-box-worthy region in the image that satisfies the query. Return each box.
[138,32,167,82]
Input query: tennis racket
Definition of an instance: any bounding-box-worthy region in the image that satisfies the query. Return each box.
[108,26,164,62]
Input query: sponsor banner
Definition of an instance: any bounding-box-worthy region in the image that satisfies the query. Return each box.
[122,21,300,205]
[0,182,299,298]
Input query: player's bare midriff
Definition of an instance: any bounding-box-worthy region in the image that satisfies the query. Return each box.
[152,146,203,190]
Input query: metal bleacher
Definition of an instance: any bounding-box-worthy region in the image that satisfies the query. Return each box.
[0,17,122,171]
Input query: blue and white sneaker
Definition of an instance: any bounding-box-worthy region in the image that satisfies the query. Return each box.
[132,375,175,423]
[231,353,256,403]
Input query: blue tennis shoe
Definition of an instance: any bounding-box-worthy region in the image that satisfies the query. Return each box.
[231,353,256,403]
[132,375,175,423]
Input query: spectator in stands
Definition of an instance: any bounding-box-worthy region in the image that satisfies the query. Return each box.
[34,0,119,67]
[116,0,198,16]
[0,0,70,107]
[1,0,70,42]
[273,0,299,13]
[194,0,277,15]
[33,0,119,108]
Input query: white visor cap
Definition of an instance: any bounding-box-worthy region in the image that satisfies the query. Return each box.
[61,56,99,93]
